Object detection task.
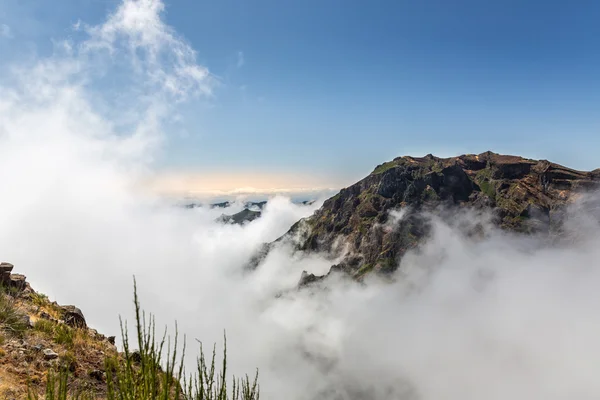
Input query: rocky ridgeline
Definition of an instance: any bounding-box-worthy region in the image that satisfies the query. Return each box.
[0,262,99,334]
[252,152,600,286]
[0,263,117,398]
[0,262,26,292]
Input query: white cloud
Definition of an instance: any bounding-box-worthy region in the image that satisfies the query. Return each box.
[0,24,12,38]
[237,50,245,68]
[82,0,214,102]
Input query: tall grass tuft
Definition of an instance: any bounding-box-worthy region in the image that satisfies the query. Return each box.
[29,278,259,400]
[0,286,29,337]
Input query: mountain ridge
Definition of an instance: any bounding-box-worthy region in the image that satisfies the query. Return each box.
[263,151,600,283]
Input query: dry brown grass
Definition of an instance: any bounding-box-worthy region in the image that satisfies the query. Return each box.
[0,285,118,399]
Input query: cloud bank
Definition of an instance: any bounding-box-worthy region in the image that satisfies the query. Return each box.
[1,1,600,399]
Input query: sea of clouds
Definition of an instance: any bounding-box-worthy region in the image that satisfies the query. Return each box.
[1,1,600,399]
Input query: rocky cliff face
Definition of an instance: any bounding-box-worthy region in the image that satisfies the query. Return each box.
[278,152,600,282]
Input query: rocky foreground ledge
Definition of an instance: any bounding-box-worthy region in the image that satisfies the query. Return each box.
[0,262,117,398]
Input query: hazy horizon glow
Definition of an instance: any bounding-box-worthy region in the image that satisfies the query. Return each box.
[144,170,344,200]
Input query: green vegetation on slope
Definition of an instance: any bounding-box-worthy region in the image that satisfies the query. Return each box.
[28,279,259,400]
[372,161,398,174]
[0,287,30,338]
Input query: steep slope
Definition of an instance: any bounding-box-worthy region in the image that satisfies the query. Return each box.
[0,263,117,398]
[278,152,600,281]
[1,264,261,399]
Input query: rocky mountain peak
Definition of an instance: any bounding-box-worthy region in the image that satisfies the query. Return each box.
[281,152,600,282]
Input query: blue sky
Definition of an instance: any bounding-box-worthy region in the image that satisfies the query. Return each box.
[1,0,600,193]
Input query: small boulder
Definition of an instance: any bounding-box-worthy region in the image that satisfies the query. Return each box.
[88,328,101,340]
[89,370,105,382]
[61,305,87,329]
[131,350,142,364]
[0,262,14,273]
[43,349,59,360]
[107,336,116,345]
[9,274,27,291]
[0,263,15,287]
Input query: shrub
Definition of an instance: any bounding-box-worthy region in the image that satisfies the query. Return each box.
[35,368,94,400]
[54,324,75,347]
[60,351,78,373]
[0,287,29,337]
[34,319,56,335]
[31,292,50,307]
[34,319,77,349]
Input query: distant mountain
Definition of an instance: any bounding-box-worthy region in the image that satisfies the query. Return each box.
[184,199,316,225]
[252,151,600,283]
[184,201,268,210]
[217,208,262,225]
